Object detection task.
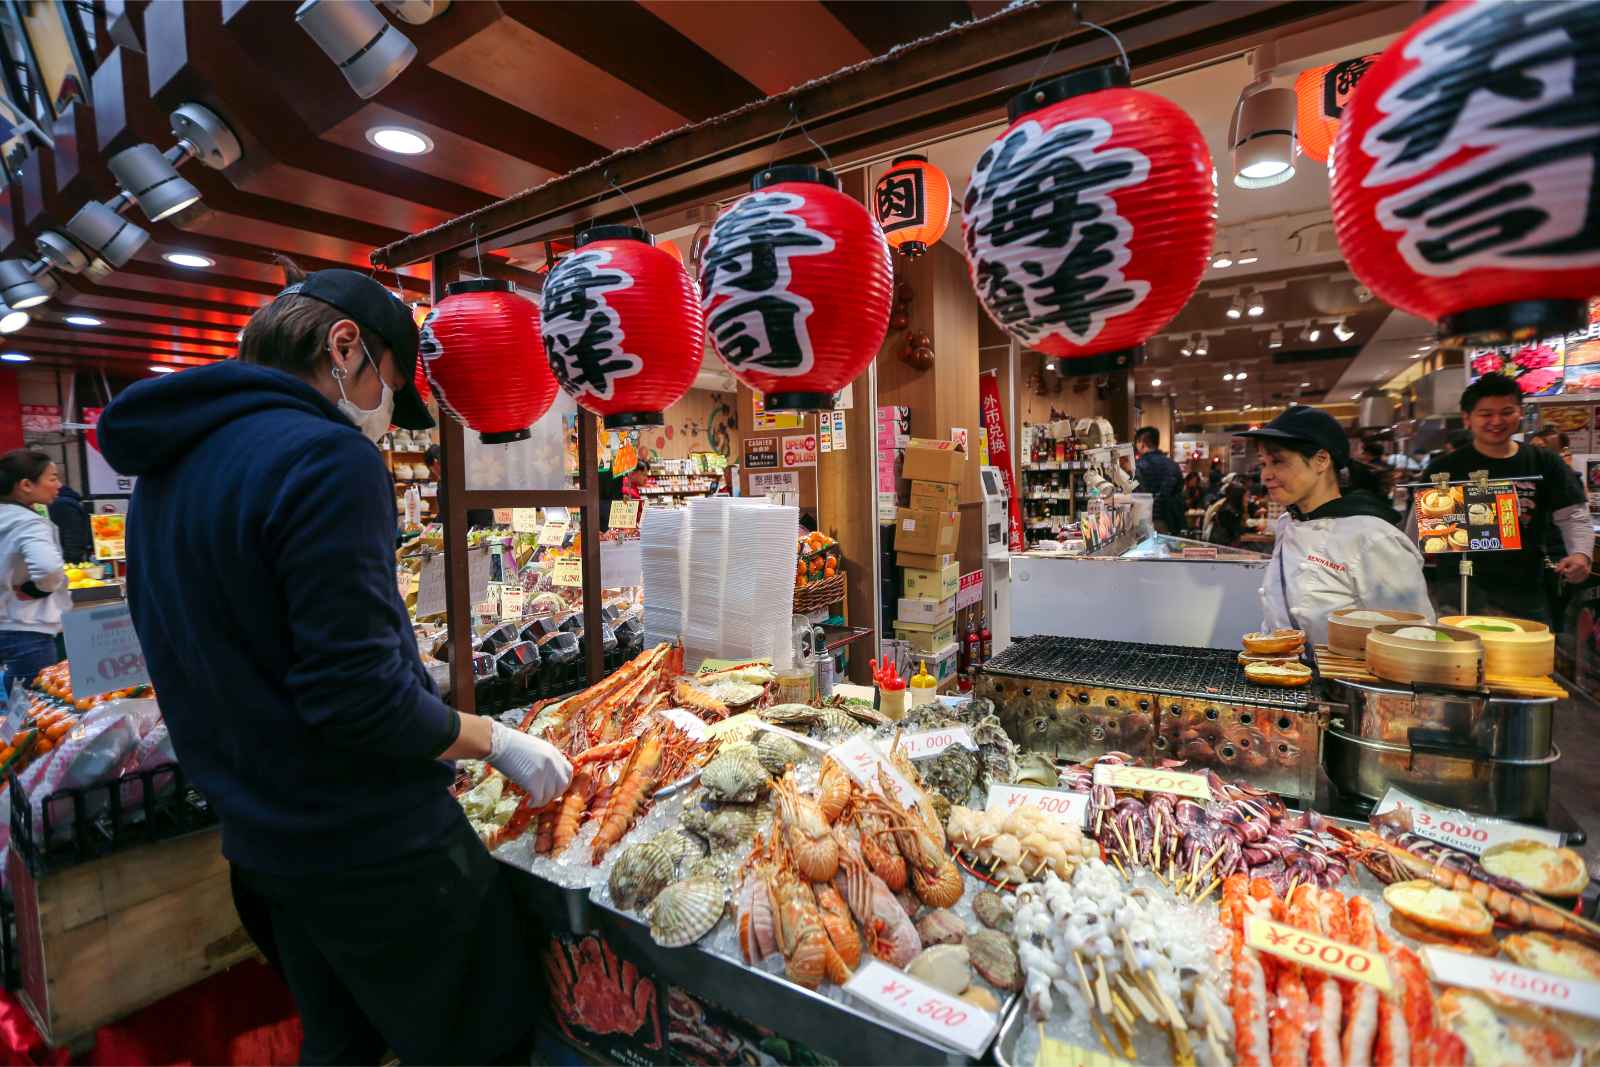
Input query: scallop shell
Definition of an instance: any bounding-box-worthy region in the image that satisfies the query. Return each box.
[650,827,706,867]
[905,943,972,995]
[702,804,765,850]
[755,732,808,776]
[915,908,968,947]
[609,841,675,912]
[972,890,1012,931]
[701,749,770,803]
[1012,753,1058,788]
[760,703,820,725]
[960,986,1000,1013]
[649,875,727,948]
[967,929,1022,992]
[816,706,865,735]
[686,854,733,882]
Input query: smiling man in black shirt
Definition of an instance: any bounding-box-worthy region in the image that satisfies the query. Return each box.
[1415,373,1593,622]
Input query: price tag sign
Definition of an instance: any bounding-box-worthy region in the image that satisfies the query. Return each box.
[1373,788,1561,855]
[1244,916,1391,992]
[1422,947,1600,1019]
[843,959,997,1057]
[659,707,709,741]
[986,784,1089,828]
[609,500,641,529]
[828,733,919,806]
[552,556,584,588]
[499,585,524,621]
[416,553,445,617]
[538,516,571,547]
[705,712,763,740]
[1093,763,1212,801]
[898,726,976,759]
[62,602,150,699]
[510,508,540,534]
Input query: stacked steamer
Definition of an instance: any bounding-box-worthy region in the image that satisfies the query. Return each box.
[1239,628,1312,687]
[890,438,966,687]
[1440,615,1555,678]
[1326,608,1428,659]
[1366,623,1484,688]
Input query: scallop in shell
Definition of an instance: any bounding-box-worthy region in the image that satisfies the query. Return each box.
[816,706,865,735]
[972,890,1012,931]
[967,929,1022,992]
[701,749,770,803]
[609,841,675,912]
[760,703,820,726]
[915,908,967,947]
[905,943,972,995]
[649,875,727,948]
[701,804,765,850]
[755,731,808,776]
[650,827,706,867]
[1013,752,1058,788]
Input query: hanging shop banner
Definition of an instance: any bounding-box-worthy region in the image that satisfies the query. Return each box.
[62,602,150,699]
[978,371,1025,551]
[743,436,778,470]
[781,433,818,468]
[19,404,60,433]
[1414,481,1522,554]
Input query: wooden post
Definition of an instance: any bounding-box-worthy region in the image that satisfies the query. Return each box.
[577,408,604,685]
[433,255,476,713]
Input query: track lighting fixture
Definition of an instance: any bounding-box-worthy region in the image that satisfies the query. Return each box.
[64,201,149,273]
[296,0,417,99]
[1245,288,1264,317]
[1195,335,1209,357]
[1302,322,1322,343]
[0,259,53,309]
[1332,318,1355,342]
[1267,328,1283,349]
[1231,74,1297,189]
[1211,241,1233,270]
[108,104,241,223]
[1226,293,1244,320]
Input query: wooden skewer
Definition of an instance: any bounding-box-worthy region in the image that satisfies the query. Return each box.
[1150,810,1163,868]
[1518,889,1600,939]
[1031,857,1050,878]
[1087,1012,1119,1058]
[1195,875,1223,903]
[1112,1014,1136,1060]
[1110,989,1136,1031]
[1094,956,1114,1017]
[1110,853,1131,880]
[1116,974,1160,1025]
[1110,820,1134,861]
[1145,972,1188,1033]
[1183,847,1225,897]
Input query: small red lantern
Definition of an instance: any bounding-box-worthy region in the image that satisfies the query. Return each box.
[962,65,1215,361]
[1293,55,1377,165]
[1331,0,1600,341]
[419,279,557,443]
[540,225,705,428]
[875,155,952,258]
[698,165,892,411]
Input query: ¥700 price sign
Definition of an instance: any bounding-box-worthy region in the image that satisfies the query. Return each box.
[62,602,150,699]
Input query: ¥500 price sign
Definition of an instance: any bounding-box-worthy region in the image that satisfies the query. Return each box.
[62,603,150,699]
[1245,916,1391,992]
[843,959,996,1056]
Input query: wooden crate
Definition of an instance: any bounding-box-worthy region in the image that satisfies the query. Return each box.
[8,827,257,1048]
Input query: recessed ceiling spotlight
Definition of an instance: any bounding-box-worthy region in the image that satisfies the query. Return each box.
[1151,377,1162,387]
[64,315,103,327]
[1226,293,1244,320]
[365,125,433,155]
[1223,371,1234,382]
[163,252,214,269]
[1236,246,1259,265]
[1267,328,1283,349]
[1236,370,1248,380]
[1332,318,1355,341]
[1204,404,1214,412]
[0,352,29,362]
[149,364,177,374]
[0,309,27,333]
[1245,289,1265,317]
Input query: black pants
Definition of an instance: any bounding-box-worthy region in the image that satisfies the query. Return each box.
[231,818,539,1066]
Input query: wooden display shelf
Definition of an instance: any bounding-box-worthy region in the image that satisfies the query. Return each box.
[1312,645,1568,701]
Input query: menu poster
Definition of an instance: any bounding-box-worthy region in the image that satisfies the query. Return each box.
[1469,336,1566,398]
[1414,481,1522,554]
[1535,402,1593,452]
[90,513,125,561]
[1560,297,1600,393]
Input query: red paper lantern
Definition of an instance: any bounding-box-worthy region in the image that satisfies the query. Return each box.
[418,279,557,444]
[875,155,952,258]
[412,346,432,404]
[1330,0,1600,341]
[1293,55,1377,165]
[540,225,705,429]
[698,165,893,411]
[962,65,1214,361]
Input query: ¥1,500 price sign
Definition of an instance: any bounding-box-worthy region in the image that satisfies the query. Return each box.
[843,959,997,1057]
[62,602,150,699]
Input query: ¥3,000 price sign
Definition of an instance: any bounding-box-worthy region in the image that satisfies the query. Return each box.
[1245,916,1391,992]
[844,959,997,1057]
[62,602,149,699]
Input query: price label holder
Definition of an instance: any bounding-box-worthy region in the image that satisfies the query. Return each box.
[828,733,919,806]
[416,552,445,617]
[899,726,976,759]
[609,500,641,530]
[538,515,571,547]
[499,585,524,621]
[843,959,997,1057]
[1093,763,1212,802]
[552,556,584,587]
[704,712,763,741]
[986,783,1090,828]
[1372,787,1561,855]
[1422,947,1600,1019]
[62,602,150,700]
[510,508,540,534]
[1244,916,1391,992]
[749,720,829,752]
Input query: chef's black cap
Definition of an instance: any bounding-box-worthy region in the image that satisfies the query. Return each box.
[1236,405,1349,469]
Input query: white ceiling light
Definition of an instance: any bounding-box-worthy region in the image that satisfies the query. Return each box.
[1243,403,1253,411]
[365,125,433,155]
[1245,289,1265,317]
[1223,371,1234,382]
[1226,293,1244,320]
[1179,337,1193,357]
[1302,322,1322,343]
[0,309,27,333]
[1211,240,1233,270]
[1300,380,1311,388]
[1231,72,1298,189]
[1350,392,1361,400]
[64,315,103,326]
[1204,404,1214,412]
[1332,318,1355,342]
[1410,351,1424,359]
[149,364,177,374]
[0,352,29,362]
[1267,328,1283,349]
[163,252,214,268]
[1236,245,1259,265]
[1195,335,1209,357]
[1044,360,1057,371]
[1151,377,1162,387]
[1236,370,1248,380]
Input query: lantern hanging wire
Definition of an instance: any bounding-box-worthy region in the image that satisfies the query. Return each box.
[1027,2,1131,94]
[767,99,835,173]
[604,169,649,235]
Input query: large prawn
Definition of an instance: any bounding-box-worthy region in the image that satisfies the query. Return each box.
[832,830,920,968]
[773,769,839,882]
[589,730,665,864]
[873,768,961,908]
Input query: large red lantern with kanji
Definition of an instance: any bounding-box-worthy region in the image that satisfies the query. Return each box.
[699,165,892,411]
[875,155,952,258]
[962,65,1215,361]
[541,225,704,428]
[419,279,557,443]
[1331,0,1600,342]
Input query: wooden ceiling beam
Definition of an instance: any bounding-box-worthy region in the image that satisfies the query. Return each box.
[821,0,978,56]
[23,324,235,356]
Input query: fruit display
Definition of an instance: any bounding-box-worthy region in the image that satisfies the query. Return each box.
[795,530,842,591]
[32,661,151,712]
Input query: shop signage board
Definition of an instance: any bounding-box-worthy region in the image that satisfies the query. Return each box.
[956,570,984,610]
[979,371,1025,551]
[897,726,976,759]
[1422,947,1600,1019]
[500,585,524,621]
[90,514,125,561]
[743,436,778,470]
[843,959,997,1058]
[752,393,804,430]
[62,602,150,699]
[1414,480,1522,554]
[1093,763,1212,801]
[986,784,1089,827]
[20,405,61,433]
[782,433,818,468]
[749,472,799,497]
[1244,916,1392,992]
[1372,788,1561,854]
[608,500,640,529]
[552,556,583,587]
[417,553,445,617]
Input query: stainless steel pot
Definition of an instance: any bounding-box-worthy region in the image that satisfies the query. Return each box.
[1323,726,1559,820]
[1323,676,1553,760]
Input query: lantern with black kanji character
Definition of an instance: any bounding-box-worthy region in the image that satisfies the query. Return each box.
[1293,55,1376,166]
[419,279,557,444]
[874,155,952,258]
[699,165,893,411]
[962,65,1214,363]
[540,225,705,429]
[1331,0,1600,342]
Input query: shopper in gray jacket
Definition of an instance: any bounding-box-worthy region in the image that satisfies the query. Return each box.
[0,450,69,685]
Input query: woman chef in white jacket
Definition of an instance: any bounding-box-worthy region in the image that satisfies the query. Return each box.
[1237,406,1433,648]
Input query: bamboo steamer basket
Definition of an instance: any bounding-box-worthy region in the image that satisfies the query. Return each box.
[1439,615,1554,677]
[1327,608,1428,659]
[1366,623,1484,689]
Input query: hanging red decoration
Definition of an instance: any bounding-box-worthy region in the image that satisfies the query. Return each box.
[874,155,951,258]
[962,65,1214,362]
[1293,55,1377,165]
[412,350,431,404]
[541,225,705,428]
[418,279,557,444]
[698,166,892,411]
[1330,0,1600,342]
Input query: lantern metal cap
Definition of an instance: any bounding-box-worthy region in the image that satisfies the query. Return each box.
[752,165,840,192]
[603,411,665,429]
[1438,299,1588,347]
[1008,63,1130,122]
[890,154,929,166]
[479,428,532,444]
[576,225,652,248]
[444,278,514,296]
[761,391,835,413]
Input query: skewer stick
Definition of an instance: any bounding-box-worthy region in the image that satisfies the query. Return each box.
[1183,847,1224,897]
[1031,858,1050,878]
[1518,889,1600,939]
[1145,972,1188,1033]
[1110,853,1130,880]
[1286,875,1301,903]
[1110,990,1136,1031]
[1087,1012,1119,1058]
[1094,956,1114,1017]
[1072,950,1099,1013]
[1195,875,1223,903]
[1110,820,1134,860]
[1112,1014,1136,1060]
[1116,974,1160,1025]
[1150,811,1163,867]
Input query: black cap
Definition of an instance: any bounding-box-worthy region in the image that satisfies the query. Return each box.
[280,269,433,431]
[1235,405,1350,468]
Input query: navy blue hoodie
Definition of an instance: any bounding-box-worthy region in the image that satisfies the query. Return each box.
[98,362,461,876]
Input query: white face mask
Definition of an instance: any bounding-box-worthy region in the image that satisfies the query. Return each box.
[333,337,394,442]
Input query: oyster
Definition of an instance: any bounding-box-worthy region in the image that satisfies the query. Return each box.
[609,841,675,912]
[681,802,766,851]
[972,890,1012,932]
[906,943,972,995]
[967,929,1022,992]
[755,731,808,776]
[921,744,979,806]
[972,712,1019,787]
[649,875,727,948]
[760,703,820,726]
[701,748,770,803]
[915,908,967,947]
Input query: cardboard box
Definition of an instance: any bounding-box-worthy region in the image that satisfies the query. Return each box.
[894,507,960,556]
[926,640,960,685]
[902,438,967,485]
[876,405,911,449]
[897,550,955,572]
[909,479,959,511]
[903,561,960,600]
[893,617,957,654]
[897,594,955,626]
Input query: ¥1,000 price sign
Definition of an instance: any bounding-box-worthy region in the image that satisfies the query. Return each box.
[898,726,976,759]
[1245,916,1391,992]
[843,959,997,1057]
[62,602,150,699]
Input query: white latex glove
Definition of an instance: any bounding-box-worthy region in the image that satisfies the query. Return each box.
[488,721,572,806]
